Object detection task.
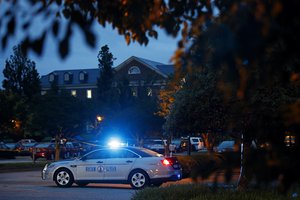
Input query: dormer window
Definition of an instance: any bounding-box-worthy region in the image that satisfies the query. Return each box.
[128,66,141,75]
[79,71,87,82]
[49,73,57,82]
[64,72,73,83]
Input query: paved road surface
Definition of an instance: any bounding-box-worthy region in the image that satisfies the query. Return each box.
[0,170,137,200]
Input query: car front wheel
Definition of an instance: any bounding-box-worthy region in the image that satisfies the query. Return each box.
[54,168,74,187]
[129,170,149,189]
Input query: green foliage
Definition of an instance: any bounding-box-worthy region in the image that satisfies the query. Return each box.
[97,45,118,112]
[132,185,287,200]
[176,153,239,181]
[27,92,87,138]
[2,45,41,99]
[102,94,164,143]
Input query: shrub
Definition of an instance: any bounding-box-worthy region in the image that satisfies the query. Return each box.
[176,152,239,180]
[132,185,289,200]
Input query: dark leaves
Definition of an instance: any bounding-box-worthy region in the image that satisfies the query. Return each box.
[1,34,8,49]
[84,29,96,48]
[31,31,46,56]
[7,16,16,35]
[52,20,59,37]
[55,0,62,6]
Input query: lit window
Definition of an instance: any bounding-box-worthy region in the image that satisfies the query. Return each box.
[87,89,92,99]
[128,66,141,75]
[132,87,138,97]
[71,90,77,97]
[147,87,153,96]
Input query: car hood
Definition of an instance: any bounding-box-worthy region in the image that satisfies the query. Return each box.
[51,158,78,165]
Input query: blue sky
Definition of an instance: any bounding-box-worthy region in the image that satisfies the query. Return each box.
[0,24,179,86]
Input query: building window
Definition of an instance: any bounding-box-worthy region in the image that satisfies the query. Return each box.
[79,71,87,82]
[64,72,73,83]
[147,87,153,96]
[64,73,70,81]
[128,66,141,75]
[71,90,77,97]
[132,87,138,97]
[87,89,92,99]
[49,73,56,82]
[41,91,47,95]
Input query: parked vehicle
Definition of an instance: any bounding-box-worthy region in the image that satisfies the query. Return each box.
[15,142,37,156]
[178,137,204,152]
[170,139,181,152]
[0,142,17,159]
[65,142,83,158]
[42,146,182,188]
[31,143,67,161]
[143,139,166,154]
[18,139,36,144]
[215,140,238,153]
[5,143,17,150]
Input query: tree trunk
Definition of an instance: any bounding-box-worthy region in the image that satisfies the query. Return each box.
[55,135,60,161]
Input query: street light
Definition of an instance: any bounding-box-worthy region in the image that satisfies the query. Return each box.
[96,115,103,122]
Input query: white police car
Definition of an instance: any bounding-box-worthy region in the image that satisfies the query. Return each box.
[42,146,182,189]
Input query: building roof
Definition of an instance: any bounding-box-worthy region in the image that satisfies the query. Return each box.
[40,57,174,89]
[40,68,99,88]
[115,56,174,77]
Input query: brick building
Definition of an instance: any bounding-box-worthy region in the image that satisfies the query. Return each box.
[40,56,174,99]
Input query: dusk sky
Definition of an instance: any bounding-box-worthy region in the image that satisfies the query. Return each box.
[0,24,179,87]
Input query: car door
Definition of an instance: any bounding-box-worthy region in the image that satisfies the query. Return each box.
[102,149,138,180]
[76,149,108,181]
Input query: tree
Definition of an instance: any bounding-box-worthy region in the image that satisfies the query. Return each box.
[97,45,118,112]
[28,91,87,160]
[1,45,41,139]
[1,0,300,192]
[164,70,228,150]
[106,94,164,146]
[2,45,41,99]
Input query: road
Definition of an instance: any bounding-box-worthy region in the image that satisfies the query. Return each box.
[0,170,137,200]
[0,156,33,163]
[0,157,239,200]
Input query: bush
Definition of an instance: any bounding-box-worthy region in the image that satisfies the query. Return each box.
[176,152,239,180]
[132,185,290,200]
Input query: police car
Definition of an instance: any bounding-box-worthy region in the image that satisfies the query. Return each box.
[42,146,182,189]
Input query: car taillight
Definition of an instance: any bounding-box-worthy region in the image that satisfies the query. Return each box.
[161,159,171,166]
[162,157,181,169]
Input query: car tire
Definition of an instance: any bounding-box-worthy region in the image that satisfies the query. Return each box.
[128,169,149,189]
[54,168,74,187]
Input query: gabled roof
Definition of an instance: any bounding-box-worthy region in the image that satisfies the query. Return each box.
[40,68,99,88]
[115,56,174,77]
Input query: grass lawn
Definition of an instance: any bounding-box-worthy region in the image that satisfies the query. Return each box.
[132,184,299,200]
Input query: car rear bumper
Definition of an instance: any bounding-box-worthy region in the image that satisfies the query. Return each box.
[150,169,182,183]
